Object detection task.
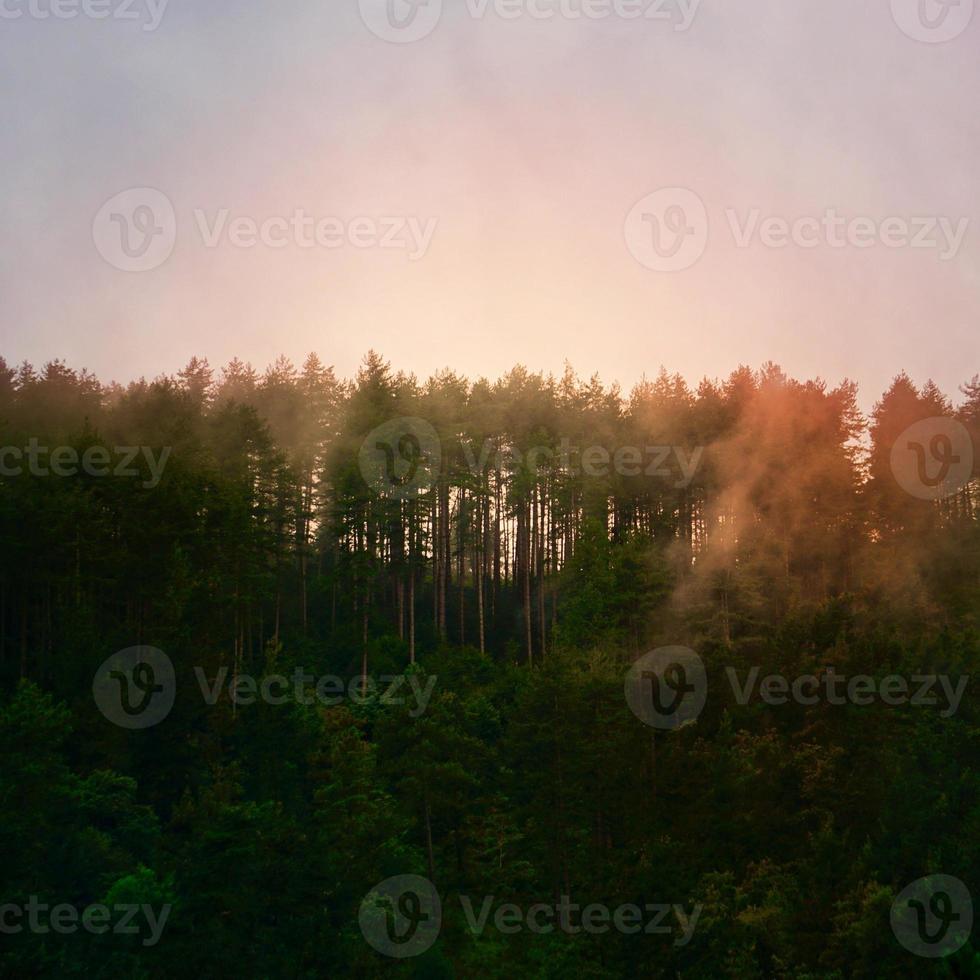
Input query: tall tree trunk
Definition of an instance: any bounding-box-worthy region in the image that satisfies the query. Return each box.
[423,788,436,884]
[458,487,465,646]
[523,505,533,666]
[409,567,416,664]
[476,491,485,655]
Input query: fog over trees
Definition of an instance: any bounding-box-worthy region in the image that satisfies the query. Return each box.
[1,351,978,977]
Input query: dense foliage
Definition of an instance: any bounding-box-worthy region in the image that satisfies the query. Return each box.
[1,352,978,978]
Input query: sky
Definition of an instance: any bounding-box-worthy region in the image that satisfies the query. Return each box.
[0,0,977,407]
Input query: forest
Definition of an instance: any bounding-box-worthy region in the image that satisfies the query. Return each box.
[0,351,978,978]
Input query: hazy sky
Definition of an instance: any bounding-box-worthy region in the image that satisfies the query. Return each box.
[1,0,977,405]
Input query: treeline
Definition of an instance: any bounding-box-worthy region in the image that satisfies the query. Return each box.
[0,352,978,978]
[0,352,978,681]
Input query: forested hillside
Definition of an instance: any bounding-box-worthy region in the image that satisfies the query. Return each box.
[1,352,978,978]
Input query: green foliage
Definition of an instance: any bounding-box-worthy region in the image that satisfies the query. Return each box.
[1,356,978,977]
